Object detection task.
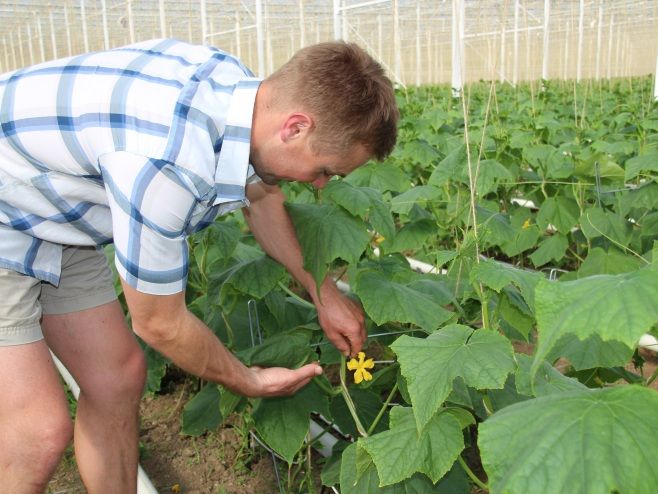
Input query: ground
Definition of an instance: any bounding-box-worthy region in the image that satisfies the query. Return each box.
[47,348,658,494]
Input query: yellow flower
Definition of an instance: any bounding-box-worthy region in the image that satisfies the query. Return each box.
[374,234,386,244]
[522,218,532,229]
[347,352,375,384]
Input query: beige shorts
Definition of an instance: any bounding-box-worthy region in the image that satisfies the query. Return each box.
[0,245,118,346]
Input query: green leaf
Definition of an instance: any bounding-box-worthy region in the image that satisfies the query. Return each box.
[469,258,543,310]
[547,333,634,371]
[479,386,658,494]
[321,182,396,240]
[223,256,286,298]
[252,380,329,463]
[428,144,468,187]
[391,324,515,431]
[624,151,658,180]
[401,139,442,165]
[322,180,372,218]
[339,443,470,494]
[514,354,587,397]
[578,247,643,277]
[390,185,441,215]
[286,202,370,289]
[580,207,632,246]
[529,234,568,267]
[523,144,574,179]
[236,332,312,368]
[532,266,658,378]
[536,197,580,235]
[193,220,241,271]
[354,269,453,331]
[383,218,435,254]
[181,383,221,436]
[344,161,410,193]
[476,159,515,196]
[476,206,516,247]
[360,407,464,486]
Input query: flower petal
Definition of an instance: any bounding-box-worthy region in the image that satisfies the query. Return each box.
[347,358,359,370]
[354,369,364,384]
[363,358,375,369]
[362,369,373,381]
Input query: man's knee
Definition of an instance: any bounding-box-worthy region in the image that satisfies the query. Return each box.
[82,345,147,403]
[5,405,73,470]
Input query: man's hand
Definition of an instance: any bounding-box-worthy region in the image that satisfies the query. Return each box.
[313,279,367,357]
[244,363,323,397]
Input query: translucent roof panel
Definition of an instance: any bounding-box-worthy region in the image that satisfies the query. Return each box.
[1,1,657,85]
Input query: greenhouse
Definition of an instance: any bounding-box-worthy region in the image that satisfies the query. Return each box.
[1,1,658,493]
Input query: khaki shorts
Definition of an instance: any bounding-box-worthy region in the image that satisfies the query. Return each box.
[0,245,118,346]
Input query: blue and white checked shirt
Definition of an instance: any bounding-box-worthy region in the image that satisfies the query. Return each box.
[0,39,261,294]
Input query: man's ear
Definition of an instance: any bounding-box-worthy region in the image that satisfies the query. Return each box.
[280,113,313,143]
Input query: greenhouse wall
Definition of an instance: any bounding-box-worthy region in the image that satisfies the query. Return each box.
[0,1,657,86]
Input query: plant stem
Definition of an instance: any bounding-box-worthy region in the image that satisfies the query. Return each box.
[457,455,488,491]
[367,382,398,436]
[339,355,368,438]
[277,281,316,309]
[646,365,658,387]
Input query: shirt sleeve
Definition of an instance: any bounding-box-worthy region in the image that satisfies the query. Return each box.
[99,151,197,295]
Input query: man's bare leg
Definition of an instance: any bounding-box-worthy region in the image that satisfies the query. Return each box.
[43,300,146,493]
[0,341,73,493]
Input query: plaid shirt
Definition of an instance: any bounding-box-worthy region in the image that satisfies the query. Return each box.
[0,39,261,294]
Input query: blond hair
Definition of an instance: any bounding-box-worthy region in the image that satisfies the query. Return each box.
[265,41,399,161]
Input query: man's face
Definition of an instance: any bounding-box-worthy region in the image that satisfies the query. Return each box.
[251,141,371,188]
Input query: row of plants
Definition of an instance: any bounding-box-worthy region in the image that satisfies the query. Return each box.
[132,75,658,493]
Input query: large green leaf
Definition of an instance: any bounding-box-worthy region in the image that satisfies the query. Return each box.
[479,386,658,494]
[469,258,543,310]
[577,247,643,277]
[222,255,286,298]
[390,185,441,215]
[251,380,329,463]
[286,202,370,289]
[321,182,395,240]
[624,151,658,180]
[193,220,242,272]
[360,407,464,486]
[529,234,568,267]
[476,159,515,196]
[344,161,410,193]
[547,333,634,371]
[514,354,587,397]
[382,218,435,254]
[354,269,453,331]
[339,443,469,494]
[391,324,515,431]
[532,266,658,378]
[580,207,632,246]
[536,197,580,235]
[181,383,222,436]
[322,180,372,218]
[236,332,312,368]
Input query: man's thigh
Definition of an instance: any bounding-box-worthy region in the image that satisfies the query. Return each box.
[0,269,69,429]
[40,246,144,393]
